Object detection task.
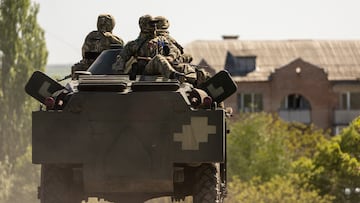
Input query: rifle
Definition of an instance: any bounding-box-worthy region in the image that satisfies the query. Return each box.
[57,74,72,82]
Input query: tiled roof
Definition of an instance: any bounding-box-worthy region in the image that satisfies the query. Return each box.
[184,39,360,81]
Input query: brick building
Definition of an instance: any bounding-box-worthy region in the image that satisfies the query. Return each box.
[185,37,360,133]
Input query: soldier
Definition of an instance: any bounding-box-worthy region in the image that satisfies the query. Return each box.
[113,15,186,82]
[154,16,184,54]
[72,14,124,78]
[154,16,206,85]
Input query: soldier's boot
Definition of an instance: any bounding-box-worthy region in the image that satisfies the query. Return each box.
[170,71,186,83]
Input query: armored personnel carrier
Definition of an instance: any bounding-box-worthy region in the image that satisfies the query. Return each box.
[25,49,237,203]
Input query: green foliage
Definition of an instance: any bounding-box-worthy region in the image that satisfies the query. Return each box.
[306,117,360,202]
[227,113,339,202]
[285,122,330,159]
[0,148,40,203]
[0,0,47,202]
[228,113,289,181]
[227,113,327,182]
[227,175,334,203]
[8,146,40,203]
[0,0,48,159]
[339,118,360,159]
[0,156,14,202]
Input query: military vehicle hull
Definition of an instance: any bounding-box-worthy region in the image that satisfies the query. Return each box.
[33,90,225,195]
[26,49,237,203]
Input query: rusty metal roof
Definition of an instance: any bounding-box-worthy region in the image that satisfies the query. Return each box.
[184,39,360,81]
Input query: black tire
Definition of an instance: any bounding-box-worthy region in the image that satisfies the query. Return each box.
[193,163,222,203]
[40,164,82,203]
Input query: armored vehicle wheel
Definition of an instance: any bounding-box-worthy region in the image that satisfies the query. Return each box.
[193,163,222,203]
[40,164,82,203]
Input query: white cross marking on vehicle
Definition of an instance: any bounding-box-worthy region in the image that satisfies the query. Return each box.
[38,81,52,98]
[173,117,216,150]
[207,84,224,99]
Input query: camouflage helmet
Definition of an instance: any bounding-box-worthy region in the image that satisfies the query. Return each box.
[138,14,157,33]
[154,16,170,30]
[97,14,116,32]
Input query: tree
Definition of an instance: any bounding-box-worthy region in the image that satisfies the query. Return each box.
[0,0,47,158]
[0,0,47,202]
[227,175,334,203]
[227,113,328,181]
[227,113,290,181]
[227,113,334,202]
[8,146,40,203]
[0,156,14,202]
[264,116,360,203]
[293,117,360,203]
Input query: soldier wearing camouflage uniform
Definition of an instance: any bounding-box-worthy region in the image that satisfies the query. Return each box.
[153,16,197,83]
[154,16,212,86]
[113,15,185,81]
[154,16,184,55]
[72,14,124,78]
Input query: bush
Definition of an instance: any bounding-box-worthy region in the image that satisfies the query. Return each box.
[0,156,14,202]
[227,175,334,203]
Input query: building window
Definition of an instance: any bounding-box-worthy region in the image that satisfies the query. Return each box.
[237,93,263,112]
[279,94,311,124]
[340,92,360,110]
[225,52,256,76]
[280,94,311,110]
[236,56,256,75]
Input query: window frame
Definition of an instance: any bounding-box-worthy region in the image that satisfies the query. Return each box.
[339,92,360,110]
[237,92,263,112]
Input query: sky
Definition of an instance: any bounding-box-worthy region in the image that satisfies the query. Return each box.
[33,0,360,65]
